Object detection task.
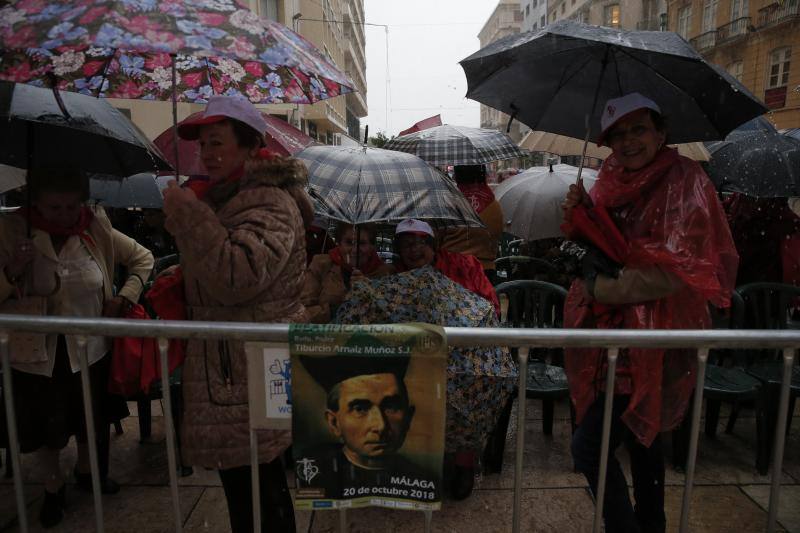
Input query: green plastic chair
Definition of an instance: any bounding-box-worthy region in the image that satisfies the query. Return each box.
[736,282,800,474]
[483,280,575,474]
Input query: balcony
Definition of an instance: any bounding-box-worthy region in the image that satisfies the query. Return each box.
[717,17,751,42]
[758,0,800,27]
[690,30,717,51]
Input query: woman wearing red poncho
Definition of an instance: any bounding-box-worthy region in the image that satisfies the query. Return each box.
[392,219,500,315]
[561,93,738,533]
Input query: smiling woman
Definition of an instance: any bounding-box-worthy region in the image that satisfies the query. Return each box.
[560,93,739,533]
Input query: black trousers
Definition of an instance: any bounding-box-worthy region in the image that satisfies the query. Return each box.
[571,395,666,533]
[218,457,295,533]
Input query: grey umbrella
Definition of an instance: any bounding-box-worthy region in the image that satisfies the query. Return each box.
[0,81,170,175]
[295,145,483,227]
[89,173,165,209]
[383,124,527,166]
[459,20,767,145]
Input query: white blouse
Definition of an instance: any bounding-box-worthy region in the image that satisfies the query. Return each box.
[20,235,109,377]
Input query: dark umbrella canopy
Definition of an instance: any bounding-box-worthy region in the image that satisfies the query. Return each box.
[0,81,169,175]
[460,20,767,143]
[90,173,164,209]
[383,124,527,166]
[295,145,483,227]
[706,130,800,197]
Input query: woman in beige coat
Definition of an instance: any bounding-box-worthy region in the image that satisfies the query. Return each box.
[0,167,153,528]
[162,95,313,533]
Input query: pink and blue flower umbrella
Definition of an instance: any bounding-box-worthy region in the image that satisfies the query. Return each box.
[0,0,354,104]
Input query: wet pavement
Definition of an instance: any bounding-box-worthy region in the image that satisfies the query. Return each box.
[1,398,797,532]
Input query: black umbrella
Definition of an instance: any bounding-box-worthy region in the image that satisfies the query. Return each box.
[0,81,170,175]
[90,173,167,209]
[706,130,800,197]
[460,21,767,145]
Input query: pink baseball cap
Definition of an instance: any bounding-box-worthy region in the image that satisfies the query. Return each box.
[597,93,661,146]
[395,219,434,238]
[177,95,269,140]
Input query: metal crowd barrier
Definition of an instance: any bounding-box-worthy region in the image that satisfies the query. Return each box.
[0,315,797,533]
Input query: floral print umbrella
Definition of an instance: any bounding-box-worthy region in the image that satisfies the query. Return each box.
[335,266,518,453]
[0,0,353,104]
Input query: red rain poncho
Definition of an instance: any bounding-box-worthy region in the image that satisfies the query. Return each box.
[562,147,738,446]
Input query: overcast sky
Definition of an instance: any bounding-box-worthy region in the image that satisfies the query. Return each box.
[362,1,497,138]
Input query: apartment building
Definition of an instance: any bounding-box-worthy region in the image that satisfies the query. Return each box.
[478,1,526,144]
[106,0,365,146]
[547,0,668,30]
[521,0,550,31]
[667,0,799,128]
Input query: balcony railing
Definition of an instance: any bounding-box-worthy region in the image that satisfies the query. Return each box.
[690,30,717,51]
[717,16,751,42]
[758,0,800,27]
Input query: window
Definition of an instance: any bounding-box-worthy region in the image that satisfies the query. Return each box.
[604,4,620,27]
[572,0,576,5]
[561,4,565,14]
[533,0,538,7]
[702,0,718,32]
[541,14,546,26]
[677,6,692,38]
[526,4,530,16]
[727,60,743,81]
[533,23,538,29]
[768,47,791,88]
[730,0,749,19]
[258,0,278,21]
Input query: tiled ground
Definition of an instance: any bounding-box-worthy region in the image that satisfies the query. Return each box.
[1,399,797,532]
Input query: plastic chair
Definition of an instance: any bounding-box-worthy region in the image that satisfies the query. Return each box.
[672,291,767,472]
[483,280,575,473]
[736,282,800,474]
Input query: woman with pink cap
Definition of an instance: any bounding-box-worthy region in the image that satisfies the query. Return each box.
[162,95,314,533]
[561,93,738,533]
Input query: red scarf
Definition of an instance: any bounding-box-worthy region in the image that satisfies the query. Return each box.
[21,206,96,247]
[457,182,495,214]
[329,246,385,275]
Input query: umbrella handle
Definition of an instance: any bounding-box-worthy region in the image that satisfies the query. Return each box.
[576,114,591,186]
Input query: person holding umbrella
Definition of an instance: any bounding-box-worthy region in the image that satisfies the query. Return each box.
[0,167,153,528]
[161,95,314,533]
[302,223,394,323]
[561,93,738,533]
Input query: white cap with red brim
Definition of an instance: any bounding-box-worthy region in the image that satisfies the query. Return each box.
[395,219,434,238]
[177,95,268,140]
[597,93,661,146]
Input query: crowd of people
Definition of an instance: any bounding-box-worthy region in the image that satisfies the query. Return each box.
[0,91,797,533]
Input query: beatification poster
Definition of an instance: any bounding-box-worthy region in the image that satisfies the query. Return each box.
[289,323,446,511]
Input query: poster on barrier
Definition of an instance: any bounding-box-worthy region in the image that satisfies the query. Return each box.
[289,323,446,511]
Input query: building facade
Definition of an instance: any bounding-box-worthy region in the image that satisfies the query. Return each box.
[547,0,668,30]
[667,0,799,128]
[521,0,550,31]
[478,1,526,144]
[106,0,366,147]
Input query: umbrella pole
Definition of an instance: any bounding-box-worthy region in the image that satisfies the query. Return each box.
[171,55,180,181]
[576,46,610,186]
